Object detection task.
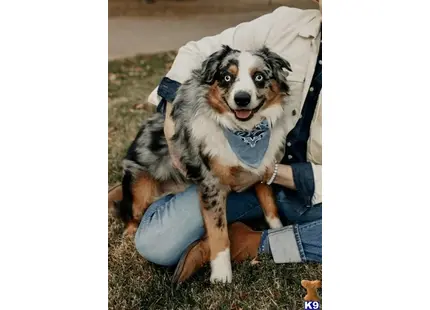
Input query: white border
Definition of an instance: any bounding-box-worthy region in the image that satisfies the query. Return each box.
[0,0,107,309]
[324,0,430,309]
[1,0,430,309]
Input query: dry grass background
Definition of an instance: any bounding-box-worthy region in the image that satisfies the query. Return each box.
[108,52,322,309]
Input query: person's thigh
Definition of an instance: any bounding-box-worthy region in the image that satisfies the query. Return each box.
[275,190,322,224]
[135,185,264,266]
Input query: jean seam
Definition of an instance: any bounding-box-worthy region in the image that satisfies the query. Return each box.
[293,224,306,261]
[298,219,321,230]
[234,203,262,222]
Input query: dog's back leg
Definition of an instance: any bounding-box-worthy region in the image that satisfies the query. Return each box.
[254,183,283,229]
[117,171,161,235]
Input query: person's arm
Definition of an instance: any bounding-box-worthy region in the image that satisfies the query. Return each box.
[266,162,322,206]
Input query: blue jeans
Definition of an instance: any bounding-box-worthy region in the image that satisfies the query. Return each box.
[135,185,322,266]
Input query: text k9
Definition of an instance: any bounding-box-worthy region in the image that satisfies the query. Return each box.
[304,301,320,310]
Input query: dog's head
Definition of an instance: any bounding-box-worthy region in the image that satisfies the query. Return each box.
[200,45,292,130]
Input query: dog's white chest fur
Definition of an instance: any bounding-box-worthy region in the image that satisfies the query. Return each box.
[191,114,286,176]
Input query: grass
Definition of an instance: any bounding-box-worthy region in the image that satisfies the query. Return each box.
[108,52,322,310]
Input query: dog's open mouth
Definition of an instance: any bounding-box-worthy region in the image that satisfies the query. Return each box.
[233,109,253,121]
[232,99,266,122]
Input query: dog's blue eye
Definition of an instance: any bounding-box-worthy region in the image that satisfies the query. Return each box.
[224,75,231,82]
[255,74,264,82]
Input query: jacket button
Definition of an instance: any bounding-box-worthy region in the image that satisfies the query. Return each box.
[292,109,297,116]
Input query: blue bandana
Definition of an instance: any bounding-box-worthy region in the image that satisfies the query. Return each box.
[223,120,271,169]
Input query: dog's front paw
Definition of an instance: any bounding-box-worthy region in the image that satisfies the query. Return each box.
[210,266,232,283]
[266,216,283,229]
[210,249,232,284]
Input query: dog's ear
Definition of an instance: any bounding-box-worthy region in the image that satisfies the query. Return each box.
[256,46,292,94]
[200,45,233,84]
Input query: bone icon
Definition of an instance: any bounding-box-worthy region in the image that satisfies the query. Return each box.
[301,279,322,302]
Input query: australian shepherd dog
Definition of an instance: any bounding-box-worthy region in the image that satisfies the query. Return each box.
[114,45,292,283]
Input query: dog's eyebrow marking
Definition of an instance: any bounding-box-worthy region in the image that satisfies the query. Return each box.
[227,64,239,76]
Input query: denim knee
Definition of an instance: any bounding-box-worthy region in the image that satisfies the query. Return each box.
[135,229,182,266]
[134,186,205,266]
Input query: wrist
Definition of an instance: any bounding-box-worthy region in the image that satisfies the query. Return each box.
[262,166,273,183]
[262,162,279,185]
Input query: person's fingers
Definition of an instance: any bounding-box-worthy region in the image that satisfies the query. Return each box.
[233,186,244,193]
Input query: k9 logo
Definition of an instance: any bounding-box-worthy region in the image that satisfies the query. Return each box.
[304,301,320,309]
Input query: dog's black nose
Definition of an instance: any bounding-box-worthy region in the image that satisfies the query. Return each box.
[234,91,251,107]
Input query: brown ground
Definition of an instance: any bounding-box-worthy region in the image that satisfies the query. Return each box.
[109,0,318,17]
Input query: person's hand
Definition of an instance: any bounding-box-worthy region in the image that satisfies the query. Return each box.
[230,167,263,192]
[164,102,187,176]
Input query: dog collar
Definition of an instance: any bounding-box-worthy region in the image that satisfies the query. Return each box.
[223,120,271,169]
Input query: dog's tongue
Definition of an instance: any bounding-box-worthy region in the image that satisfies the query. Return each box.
[234,110,252,119]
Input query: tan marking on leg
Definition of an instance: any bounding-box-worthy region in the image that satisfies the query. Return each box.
[124,222,138,236]
[131,172,161,223]
[255,183,282,228]
[207,82,229,114]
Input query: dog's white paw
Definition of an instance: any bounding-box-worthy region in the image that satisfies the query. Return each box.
[266,216,283,229]
[210,249,232,284]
